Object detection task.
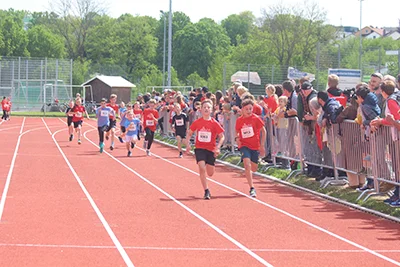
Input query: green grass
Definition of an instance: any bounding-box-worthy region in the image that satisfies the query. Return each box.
[155,134,400,218]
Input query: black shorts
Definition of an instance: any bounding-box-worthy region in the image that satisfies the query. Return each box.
[121,126,126,133]
[106,119,117,132]
[73,120,83,128]
[175,130,186,139]
[67,116,73,126]
[194,148,216,166]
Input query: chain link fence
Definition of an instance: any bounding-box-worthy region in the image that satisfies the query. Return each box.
[0,57,73,111]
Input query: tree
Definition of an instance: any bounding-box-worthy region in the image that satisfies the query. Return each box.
[27,25,66,58]
[260,2,336,68]
[186,72,207,88]
[0,9,29,57]
[173,18,231,80]
[221,11,255,46]
[49,0,106,60]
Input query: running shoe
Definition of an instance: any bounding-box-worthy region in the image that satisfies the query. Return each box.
[127,151,132,157]
[105,135,109,141]
[389,199,400,208]
[384,195,399,204]
[250,187,257,198]
[131,142,135,149]
[356,184,374,192]
[110,145,114,151]
[179,151,183,158]
[118,136,124,143]
[146,149,151,156]
[204,189,211,200]
[78,139,81,145]
[99,142,104,153]
[69,134,73,141]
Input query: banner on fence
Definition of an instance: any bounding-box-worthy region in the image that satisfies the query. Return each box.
[287,67,315,82]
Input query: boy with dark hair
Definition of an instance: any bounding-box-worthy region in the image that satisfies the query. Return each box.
[143,99,159,156]
[172,103,189,158]
[96,98,115,153]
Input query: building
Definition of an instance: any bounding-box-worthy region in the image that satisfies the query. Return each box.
[354,26,385,39]
[81,75,136,104]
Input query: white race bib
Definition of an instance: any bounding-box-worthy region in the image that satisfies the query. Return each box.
[100,110,109,117]
[176,118,184,126]
[241,126,254,139]
[76,112,82,118]
[198,131,211,142]
[128,122,136,131]
[146,120,154,126]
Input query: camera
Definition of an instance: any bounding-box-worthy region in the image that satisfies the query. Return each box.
[343,88,356,100]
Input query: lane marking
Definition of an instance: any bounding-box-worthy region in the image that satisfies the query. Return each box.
[1,243,400,253]
[81,128,274,267]
[0,117,26,221]
[131,142,400,266]
[42,118,135,267]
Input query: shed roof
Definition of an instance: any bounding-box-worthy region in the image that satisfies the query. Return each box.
[82,75,136,88]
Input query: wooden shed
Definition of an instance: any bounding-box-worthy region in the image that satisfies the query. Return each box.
[81,75,136,104]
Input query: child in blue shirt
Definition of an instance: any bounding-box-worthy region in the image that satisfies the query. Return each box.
[121,111,142,157]
[96,98,115,153]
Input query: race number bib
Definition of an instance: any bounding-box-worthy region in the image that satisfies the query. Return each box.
[128,122,136,131]
[135,114,141,119]
[198,131,211,143]
[100,110,109,117]
[241,126,254,138]
[175,119,184,126]
[76,112,82,118]
[146,120,154,126]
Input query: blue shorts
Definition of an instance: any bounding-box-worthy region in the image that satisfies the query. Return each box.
[239,147,259,164]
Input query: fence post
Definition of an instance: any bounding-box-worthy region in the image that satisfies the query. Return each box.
[378,47,382,73]
[223,62,226,94]
[337,44,341,69]
[316,42,320,91]
[18,57,21,103]
[271,65,275,84]
[70,59,73,97]
[26,60,29,104]
[247,64,251,90]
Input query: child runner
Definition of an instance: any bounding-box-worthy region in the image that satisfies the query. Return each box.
[171,103,189,158]
[133,101,144,139]
[235,98,266,197]
[71,97,90,144]
[118,102,130,143]
[142,99,159,156]
[105,94,120,150]
[186,100,225,200]
[96,98,115,153]
[120,111,141,157]
[66,100,75,141]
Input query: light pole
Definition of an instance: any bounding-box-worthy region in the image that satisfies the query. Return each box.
[167,0,172,88]
[359,0,363,71]
[160,10,166,89]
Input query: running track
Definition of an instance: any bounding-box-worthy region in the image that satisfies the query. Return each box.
[0,117,399,267]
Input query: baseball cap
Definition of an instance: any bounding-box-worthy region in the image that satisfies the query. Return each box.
[301,81,313,90]
[371,73,383,80]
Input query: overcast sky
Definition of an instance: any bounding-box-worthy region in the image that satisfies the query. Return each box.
[1,0,399,28]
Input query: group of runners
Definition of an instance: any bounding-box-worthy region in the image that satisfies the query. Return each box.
[64,92,264,200]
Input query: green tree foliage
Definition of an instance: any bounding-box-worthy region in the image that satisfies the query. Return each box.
[0,9,29,56]
[173,18,231,79]
[27,25,66,58]
[221,11,255,46]
[186,72,207,88]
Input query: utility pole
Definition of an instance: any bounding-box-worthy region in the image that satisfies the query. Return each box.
[167,0,172,88]
[160,10,166,89]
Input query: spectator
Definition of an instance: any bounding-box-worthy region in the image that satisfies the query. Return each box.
[368,73,384,110]
[327,74,346,106]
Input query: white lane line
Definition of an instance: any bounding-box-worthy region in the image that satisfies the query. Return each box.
[42,118,134,267]
[82,128,274,267]
[0,117,26,221]
[1,243,400,253]
[133,144,400,267]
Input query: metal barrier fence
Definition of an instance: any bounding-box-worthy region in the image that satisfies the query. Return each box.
[157,108,399,201]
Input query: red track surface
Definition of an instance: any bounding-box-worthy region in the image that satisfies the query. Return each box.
[0,117,399,267]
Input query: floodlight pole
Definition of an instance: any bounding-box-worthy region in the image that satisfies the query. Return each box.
[167,0,172,88]
[160,10,166,89]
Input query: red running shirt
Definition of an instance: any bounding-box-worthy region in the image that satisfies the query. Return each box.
[72,105,86,122]
[190,117,224,152]
[143,109,159,132]
[133,109,143,119]
[253,103,263,116]
[106,103,119,120]
[235,114,265,150]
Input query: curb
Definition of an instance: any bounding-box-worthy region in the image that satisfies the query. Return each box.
[155,138,400,224]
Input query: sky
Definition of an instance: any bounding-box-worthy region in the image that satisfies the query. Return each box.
[1,0,399,28]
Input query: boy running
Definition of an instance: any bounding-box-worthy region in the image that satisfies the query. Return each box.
[186,100,225,200]
[66,100,75,141]
[71,97,90,144]
[105,94,120,150]
[235,99,266,197]
[96,98,115,153]
[133,102,144,139]
[121,111,141,157]
[143,99,159,156]
[172,103,189,158]
[118,103,131,143]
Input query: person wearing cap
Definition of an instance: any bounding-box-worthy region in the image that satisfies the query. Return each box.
[96,98,115,153]
[369,73,384,110]
[297,81,322,178]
